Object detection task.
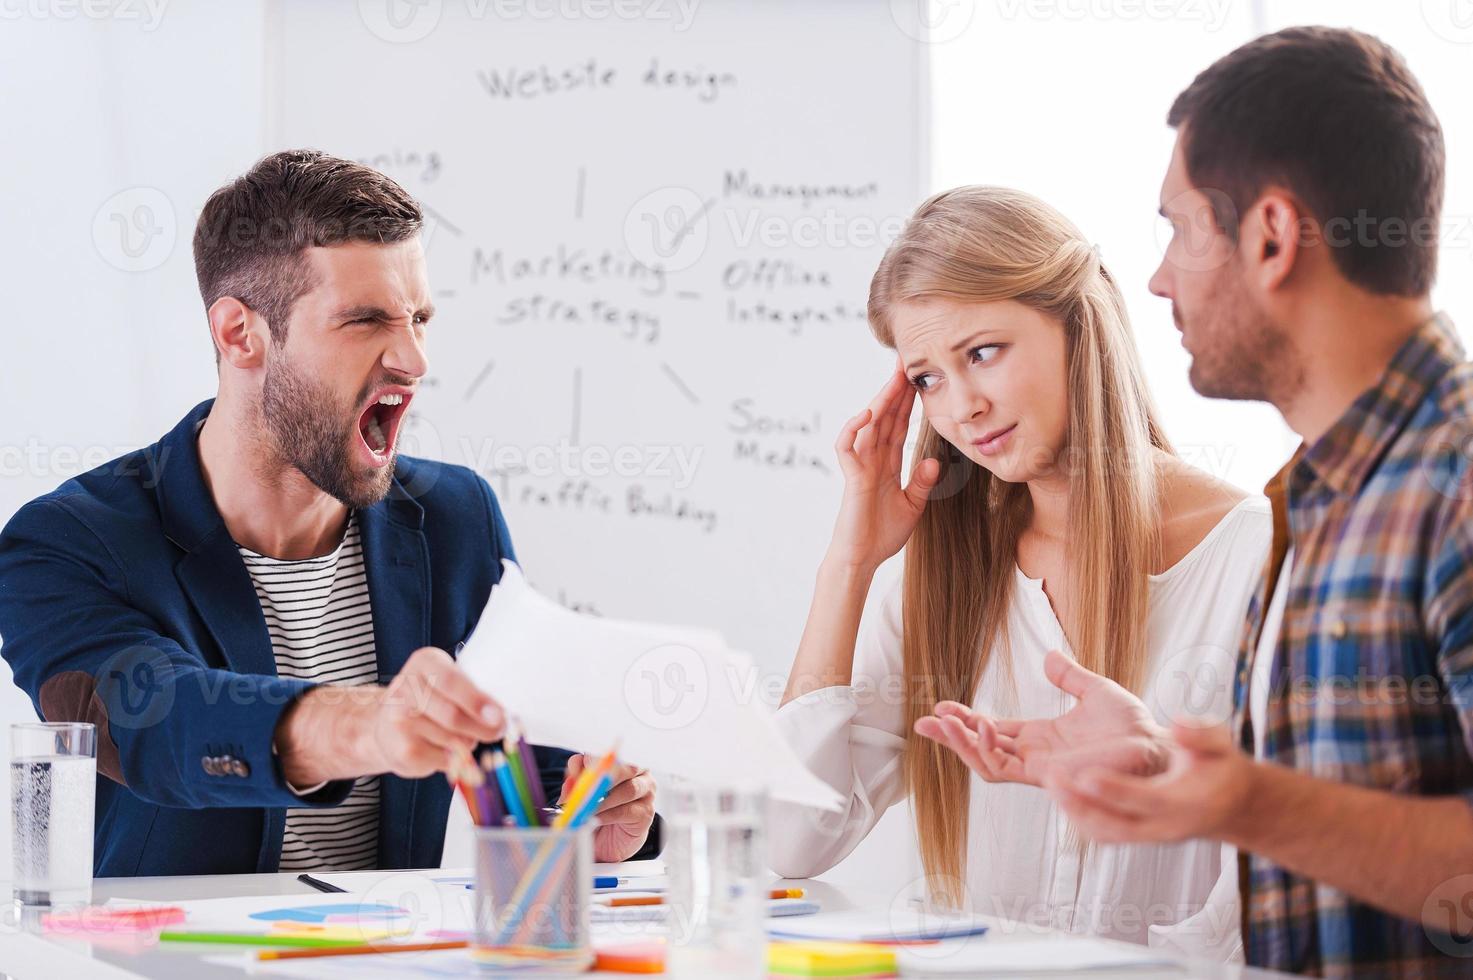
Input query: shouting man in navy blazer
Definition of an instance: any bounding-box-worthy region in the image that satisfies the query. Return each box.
[0,150,658,876]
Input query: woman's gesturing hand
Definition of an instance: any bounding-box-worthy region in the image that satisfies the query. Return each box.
[914,650,1172,787]
[827,367,942,573]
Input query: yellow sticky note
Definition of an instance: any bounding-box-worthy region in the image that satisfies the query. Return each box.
[267,922,410,941]
[768,940,897,976]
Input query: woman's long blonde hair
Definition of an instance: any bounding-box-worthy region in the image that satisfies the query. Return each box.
[867,187,1173,907]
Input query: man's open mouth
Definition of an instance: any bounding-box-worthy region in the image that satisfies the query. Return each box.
[356,387,413,462]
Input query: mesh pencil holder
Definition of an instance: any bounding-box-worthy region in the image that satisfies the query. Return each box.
[470,823,594,973]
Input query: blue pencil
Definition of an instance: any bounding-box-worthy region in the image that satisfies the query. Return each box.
[478,752,507,826]
[510,724,549,823]
[490,751,531,827]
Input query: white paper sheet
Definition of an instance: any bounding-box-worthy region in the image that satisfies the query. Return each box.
[457,563,842,810]
[895,935,1178,975]
[108,882,473,937]
[766,908,991,943]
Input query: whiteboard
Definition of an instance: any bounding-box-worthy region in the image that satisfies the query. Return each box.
[267,0,928,683]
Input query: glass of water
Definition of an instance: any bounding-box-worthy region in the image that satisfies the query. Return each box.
[664,779,768,979]
[10,722,96,914]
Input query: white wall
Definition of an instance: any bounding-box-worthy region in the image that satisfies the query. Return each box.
[0,2,268,874]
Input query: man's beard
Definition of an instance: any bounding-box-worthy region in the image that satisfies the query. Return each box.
[1184,267,1303,406]
[259,357,394,509]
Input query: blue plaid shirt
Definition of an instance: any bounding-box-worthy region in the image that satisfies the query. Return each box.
[1234,314,1473,977]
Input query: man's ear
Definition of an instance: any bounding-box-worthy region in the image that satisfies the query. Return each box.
[1244,190,1303,293]
[208,296,268,369]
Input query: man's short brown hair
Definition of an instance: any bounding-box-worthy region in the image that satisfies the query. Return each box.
[1168,26,1444,297]
[192,149,423,346]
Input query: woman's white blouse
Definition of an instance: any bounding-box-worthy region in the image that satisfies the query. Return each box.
[770,497,1272,960]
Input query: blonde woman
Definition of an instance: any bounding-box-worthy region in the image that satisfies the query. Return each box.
[771,187,1269,958]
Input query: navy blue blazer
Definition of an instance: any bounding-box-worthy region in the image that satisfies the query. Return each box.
[0,400,652,876]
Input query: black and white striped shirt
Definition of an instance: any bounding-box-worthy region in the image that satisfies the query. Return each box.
[240,516,380,871]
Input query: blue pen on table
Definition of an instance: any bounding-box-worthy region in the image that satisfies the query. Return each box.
[465,875,625,891]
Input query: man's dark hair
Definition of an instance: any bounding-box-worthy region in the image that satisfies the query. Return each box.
[1168,26,1444,297]
[192,149,423,346]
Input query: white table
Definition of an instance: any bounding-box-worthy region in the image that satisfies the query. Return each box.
[2,872,1296,978]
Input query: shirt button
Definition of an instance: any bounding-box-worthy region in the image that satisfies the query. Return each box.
[1330,619,1348,640]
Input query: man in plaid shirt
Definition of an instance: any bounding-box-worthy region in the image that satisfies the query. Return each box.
[914,27,1473,978]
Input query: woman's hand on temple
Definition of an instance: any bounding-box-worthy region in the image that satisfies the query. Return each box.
[827,367,942,573]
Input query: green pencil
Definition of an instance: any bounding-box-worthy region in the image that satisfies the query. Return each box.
[503,721,541,826]
[158,930,366,947]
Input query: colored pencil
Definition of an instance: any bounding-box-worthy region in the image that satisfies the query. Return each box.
[597,889,804,907]
[477,751,507,826]
[256,939,469,960]
[555,745,618,827]
[490,750,531,826]
[510,721,549,820]
[502,722,541,826]
[159,931,363,947]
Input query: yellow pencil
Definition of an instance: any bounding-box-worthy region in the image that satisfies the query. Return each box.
[554,744,619,828]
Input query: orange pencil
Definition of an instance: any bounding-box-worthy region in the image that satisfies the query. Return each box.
[257,939,468,961]
[599,888,804,907]
[448,752,482,826]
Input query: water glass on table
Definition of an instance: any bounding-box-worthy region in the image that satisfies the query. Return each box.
[664,779,768,979]
[10,722,96,917]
